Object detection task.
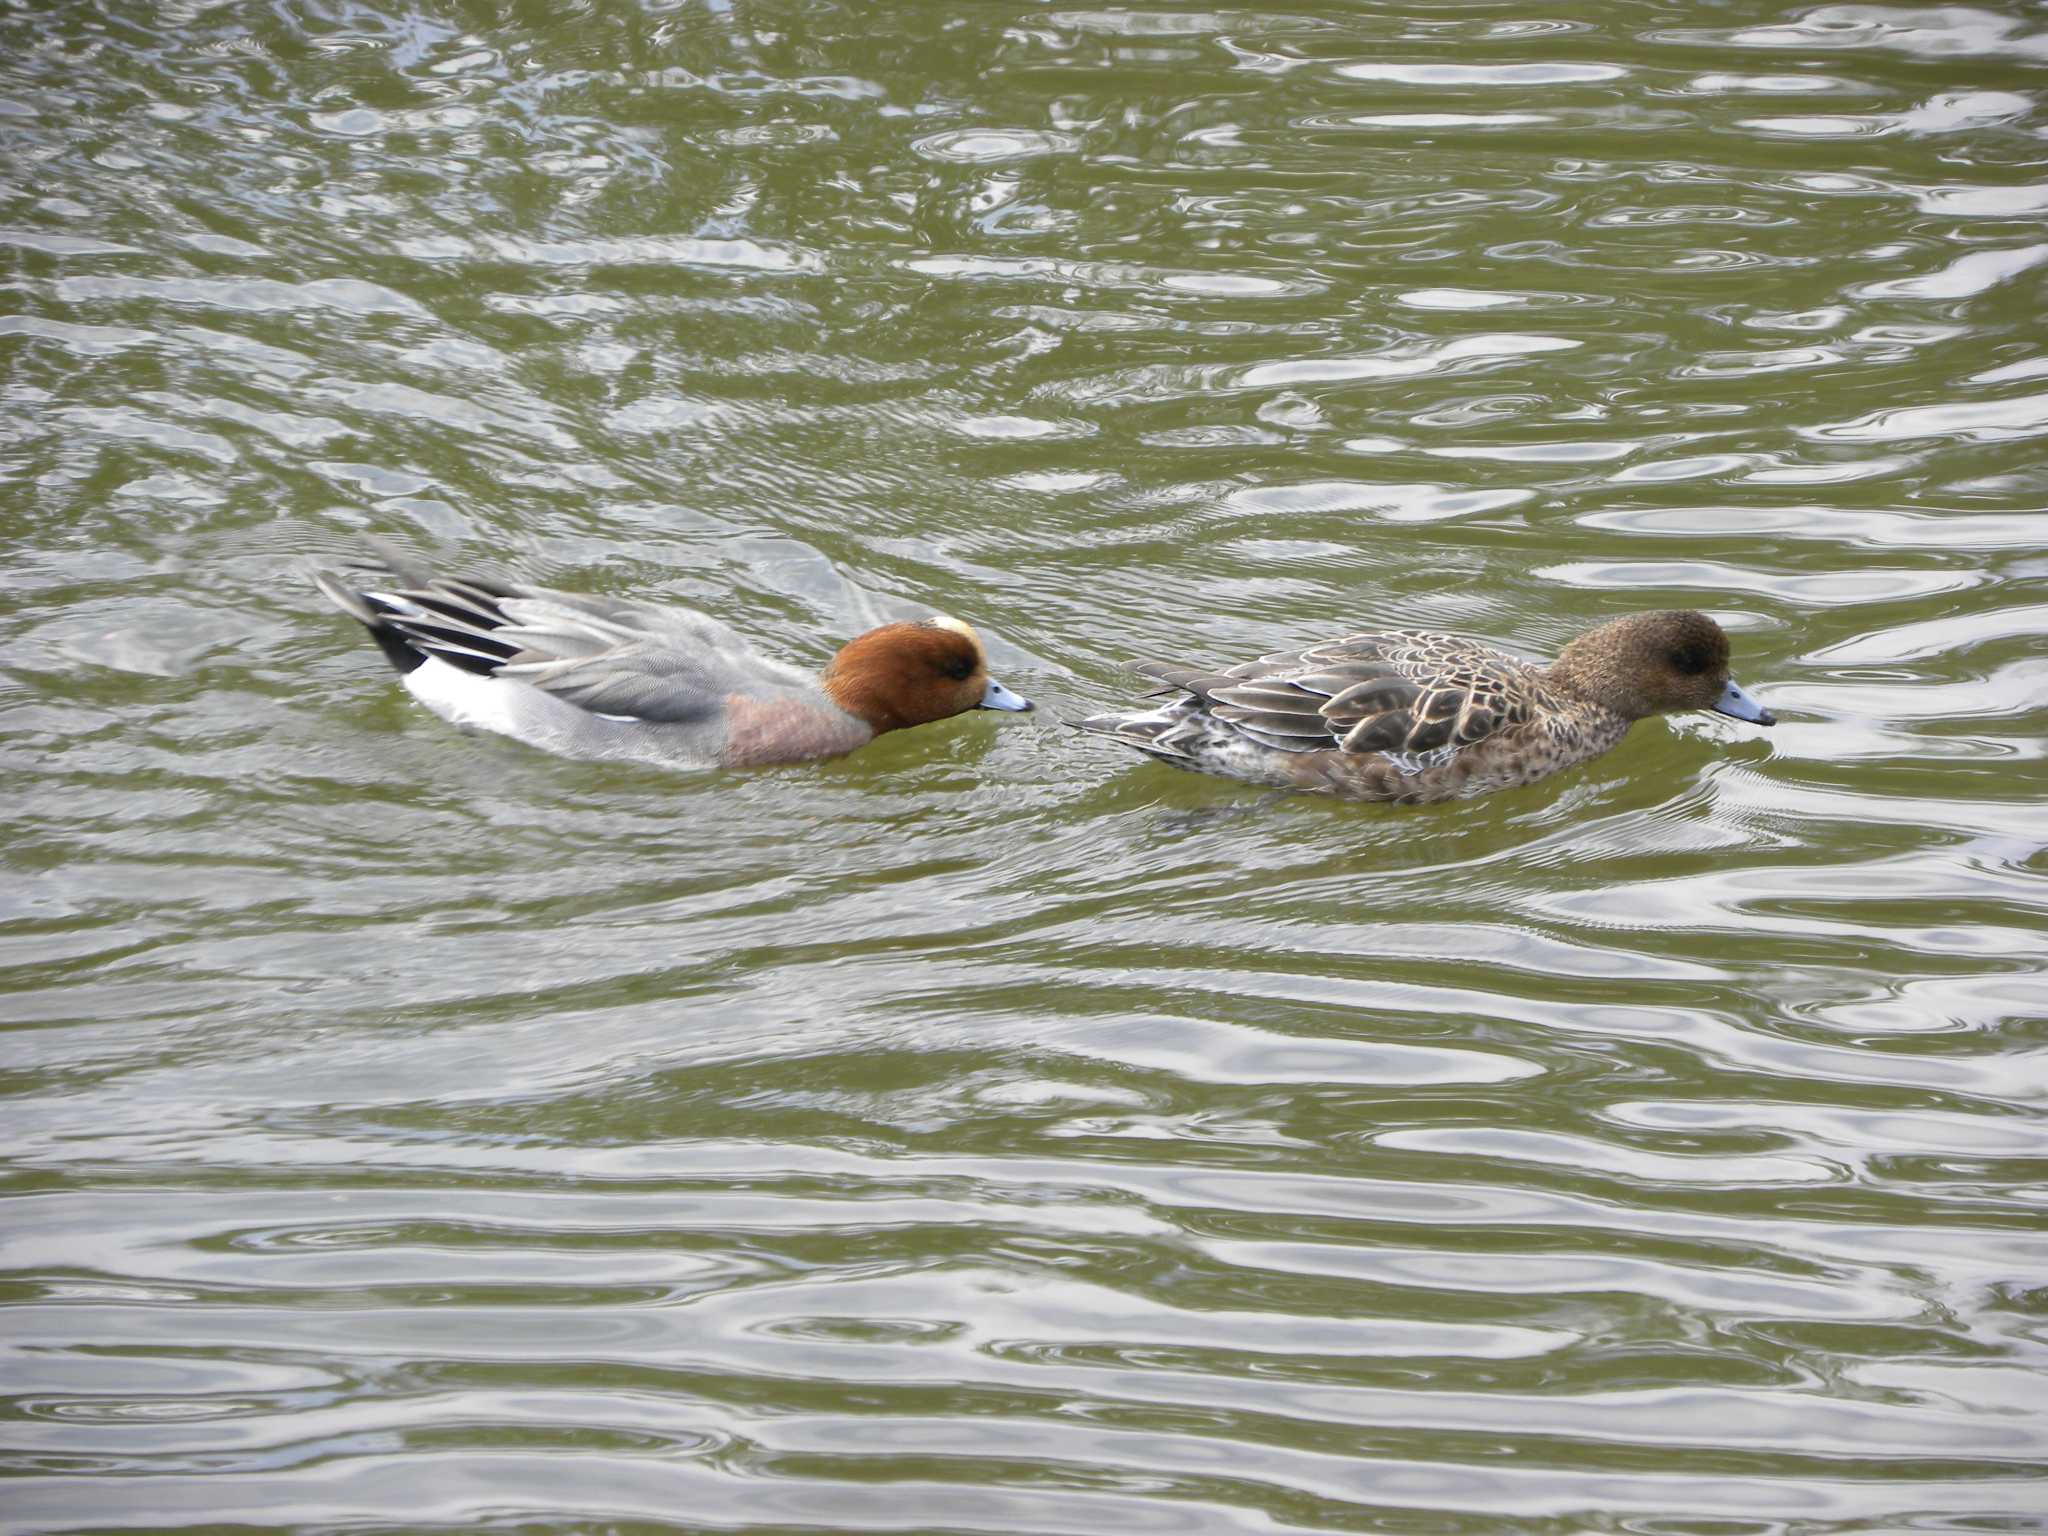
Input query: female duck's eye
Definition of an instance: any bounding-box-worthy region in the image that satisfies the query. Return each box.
[1670,644,1710,676]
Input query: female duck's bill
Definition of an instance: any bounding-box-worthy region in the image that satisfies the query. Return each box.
[1714,678,1774,726]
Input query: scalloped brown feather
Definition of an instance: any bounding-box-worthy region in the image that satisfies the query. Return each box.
[1140,631,1548,760]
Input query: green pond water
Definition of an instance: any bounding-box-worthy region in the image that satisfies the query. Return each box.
[3,1,2047,1531]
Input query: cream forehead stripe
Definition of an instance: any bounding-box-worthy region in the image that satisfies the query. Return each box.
[926,615,979,643]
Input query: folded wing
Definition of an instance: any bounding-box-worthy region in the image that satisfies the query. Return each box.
[1136,631,1535,756]
[315,560,804,725]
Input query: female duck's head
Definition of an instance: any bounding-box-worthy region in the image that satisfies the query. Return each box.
[1551,610,1774,725]
[822,615,1032,733]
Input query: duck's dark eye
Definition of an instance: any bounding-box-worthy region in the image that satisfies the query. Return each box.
[1670,643,1712,676]
[940,656,975,681]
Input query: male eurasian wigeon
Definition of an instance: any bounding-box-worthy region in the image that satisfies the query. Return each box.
[315,554,1032,769]
[1079,610,1773,804]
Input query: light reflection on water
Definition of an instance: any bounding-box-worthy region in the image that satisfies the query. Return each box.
[4,0,2048,1530]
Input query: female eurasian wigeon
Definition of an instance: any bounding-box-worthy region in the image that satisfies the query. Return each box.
[1078,610,1773,804]
[315,555,1031,769]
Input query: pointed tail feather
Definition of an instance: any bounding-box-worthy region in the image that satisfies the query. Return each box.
[313,567,431,676]
[1073,708,1199,762]
[314,553,523,679]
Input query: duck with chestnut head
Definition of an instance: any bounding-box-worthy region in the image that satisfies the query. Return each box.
[1078,609,1773,804]
[315,555,1031,770]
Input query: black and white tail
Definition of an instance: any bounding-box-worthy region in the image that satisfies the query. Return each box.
[314,560,525,680]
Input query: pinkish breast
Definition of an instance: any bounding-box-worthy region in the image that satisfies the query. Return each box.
[719,693,873,767]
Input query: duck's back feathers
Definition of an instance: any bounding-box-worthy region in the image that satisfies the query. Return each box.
[316,560,806,728]
[1080,628,1601,801]
[1132,631,1541,759]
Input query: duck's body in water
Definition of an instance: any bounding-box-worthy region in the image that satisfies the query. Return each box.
[1079,610,1773,804]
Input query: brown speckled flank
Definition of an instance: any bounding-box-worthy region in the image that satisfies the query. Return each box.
[1079,611,1773,805]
